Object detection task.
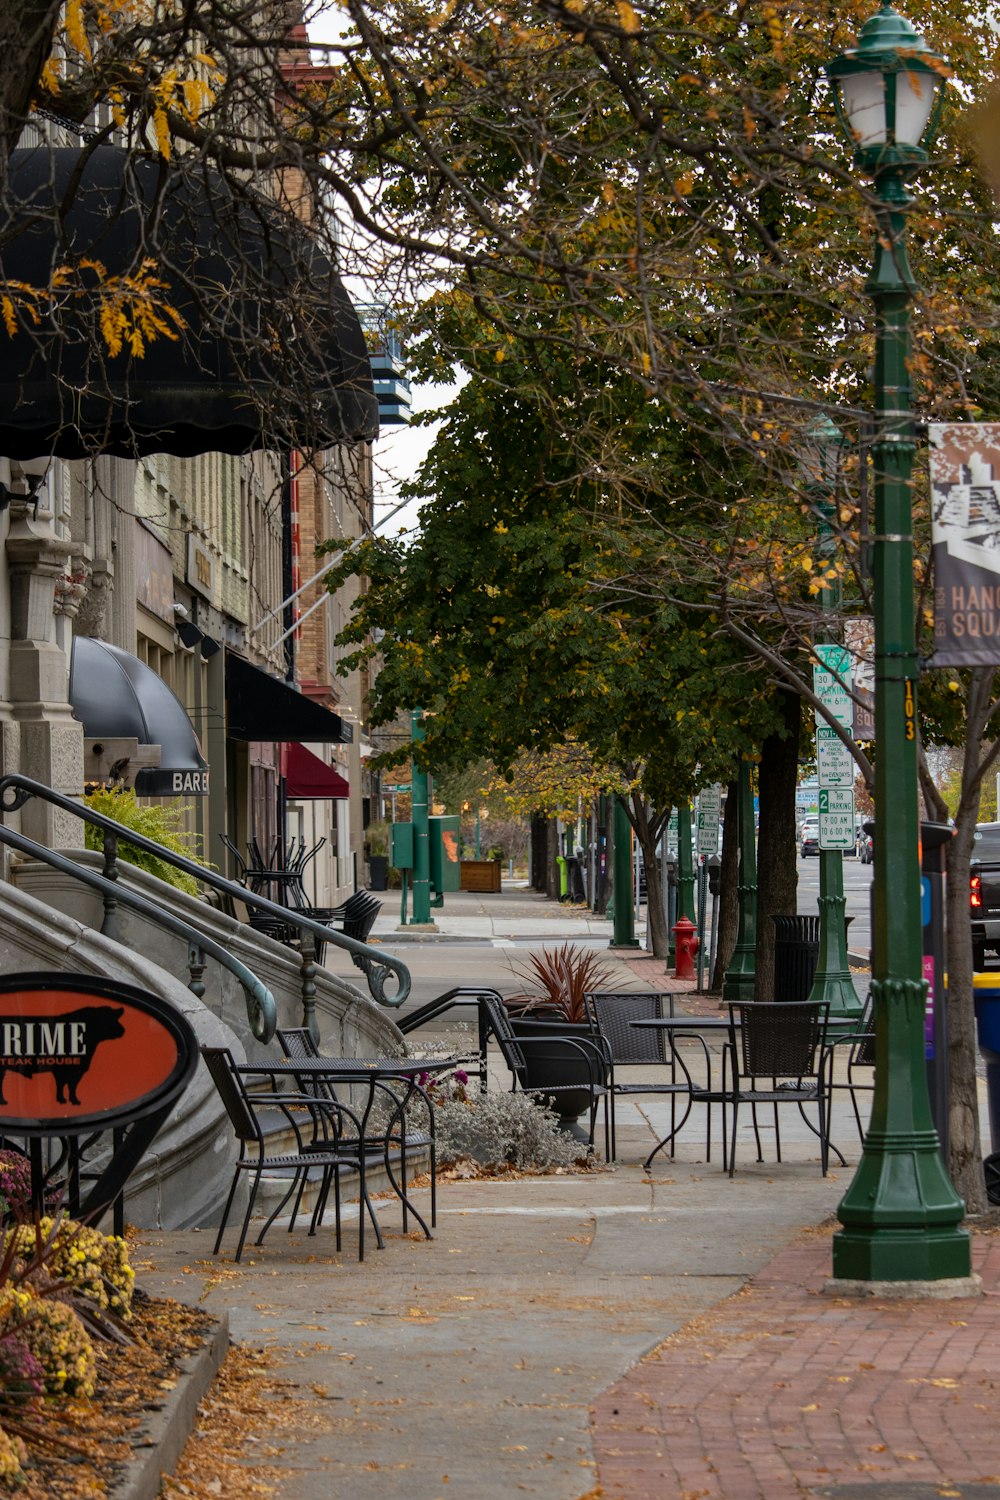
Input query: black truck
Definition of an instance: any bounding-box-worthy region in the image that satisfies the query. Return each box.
[971,822,1000,970]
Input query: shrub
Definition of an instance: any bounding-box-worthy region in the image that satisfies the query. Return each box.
[434,1091,589,1172]
[12,1295,96,1398]
[0,1424,26,1482]
[6,1219,135,1319]
[0,1287,44,1404]
[0,1153,31,1225]
[83,786,204,895]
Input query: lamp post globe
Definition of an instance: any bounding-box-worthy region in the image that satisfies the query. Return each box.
[824,8,974,1289]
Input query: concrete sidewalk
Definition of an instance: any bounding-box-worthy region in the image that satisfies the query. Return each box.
[370,882,626,943]
[133,1057,1000,1500]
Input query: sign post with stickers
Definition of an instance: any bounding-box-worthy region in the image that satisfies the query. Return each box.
[808,642,861,1020]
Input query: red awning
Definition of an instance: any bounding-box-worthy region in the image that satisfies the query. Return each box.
[283,742,350,799]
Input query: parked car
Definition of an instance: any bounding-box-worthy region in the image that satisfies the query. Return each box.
[970,822,1000,970]
[800,820,820,857]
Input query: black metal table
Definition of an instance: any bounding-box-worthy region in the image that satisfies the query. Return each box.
[629,1015,860,1169]
[239,1055,457,1244]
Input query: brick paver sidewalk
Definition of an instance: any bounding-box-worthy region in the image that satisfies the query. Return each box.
[593,1234,1000,1499]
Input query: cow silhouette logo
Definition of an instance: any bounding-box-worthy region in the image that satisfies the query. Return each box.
[0,1005,126,1107]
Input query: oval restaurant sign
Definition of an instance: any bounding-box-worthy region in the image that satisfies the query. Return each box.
[0,973,198,1135]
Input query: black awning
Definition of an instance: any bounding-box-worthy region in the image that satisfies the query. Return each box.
[0,145,378,459]
[70,637,209,796]
[226,653,351,744]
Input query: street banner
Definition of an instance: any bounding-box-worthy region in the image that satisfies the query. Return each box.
[929,423,1000,666]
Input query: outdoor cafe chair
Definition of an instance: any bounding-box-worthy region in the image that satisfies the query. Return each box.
[584,991,711,1162]
[822,993,875,1144]
[481,995,613,1159]
[201,1045,368,1263]
[692,1002,833,1178]
[276,1027,437,1234]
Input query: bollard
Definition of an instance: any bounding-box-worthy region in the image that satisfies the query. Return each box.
[673,915,699,980]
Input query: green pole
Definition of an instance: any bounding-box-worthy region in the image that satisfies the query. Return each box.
[676,801,696,924]
[611,795,639,948]
[723,759,756,1002]
[409,709,432,925]
[806,420,862,1020]
[827,7,969,1284]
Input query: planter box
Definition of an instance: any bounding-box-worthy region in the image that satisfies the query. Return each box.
[460,859,502,893]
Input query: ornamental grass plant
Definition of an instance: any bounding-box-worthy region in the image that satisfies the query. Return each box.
[505,942,623,1024]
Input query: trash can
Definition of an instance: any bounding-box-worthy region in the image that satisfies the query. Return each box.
[772,915,821,1002]
[973,974,1000,1156]
[566,856,586,903]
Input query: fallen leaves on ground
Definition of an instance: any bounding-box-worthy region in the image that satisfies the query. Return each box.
[6,1290,213,1500]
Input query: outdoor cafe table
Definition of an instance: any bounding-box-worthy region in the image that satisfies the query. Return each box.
[629,1014,859,1170]
[238,1055,457,1245]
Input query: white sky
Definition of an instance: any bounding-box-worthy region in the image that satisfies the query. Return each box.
[307,5,458,540]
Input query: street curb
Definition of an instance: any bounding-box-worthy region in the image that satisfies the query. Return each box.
[111,1308,230,1500]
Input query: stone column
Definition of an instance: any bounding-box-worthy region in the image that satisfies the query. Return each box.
[5,486,84,848]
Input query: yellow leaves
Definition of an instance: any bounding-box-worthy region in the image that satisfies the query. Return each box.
[0,280,49,336]
[38,56,62,97]
[743,107,757,142]
[152,107,172,160]
[762,4,784,61]
[75,258,186,359]
[64,0,92,61]
[494,521,509,534]
[615,2,641,34]
[673,172,695,197]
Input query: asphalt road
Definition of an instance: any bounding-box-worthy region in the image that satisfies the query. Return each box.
[796,849,874,955]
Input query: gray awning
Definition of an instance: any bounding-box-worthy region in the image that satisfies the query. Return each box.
[70,638,208,796]
[0,145,379,459]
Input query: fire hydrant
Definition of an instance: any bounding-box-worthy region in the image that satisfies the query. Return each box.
[673,916,700,981]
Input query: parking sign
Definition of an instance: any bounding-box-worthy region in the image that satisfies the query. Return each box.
[818,787,855,850]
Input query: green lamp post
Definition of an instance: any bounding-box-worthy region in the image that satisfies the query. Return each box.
[409,708,433,926]
[803,418,861,1020]
[676,801,696,925]
[826,5,970,1285]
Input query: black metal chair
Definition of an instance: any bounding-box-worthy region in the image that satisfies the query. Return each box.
[584,991,711,1162]
[200,1046,368,1262]
[693,1002,834,1178]
[823,994,875,1144]
[276,1028,437,1238]
[481,995,613,1159]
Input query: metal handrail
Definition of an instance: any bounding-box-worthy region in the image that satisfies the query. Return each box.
[0,820,277,1042]
[0,774,410,1020]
